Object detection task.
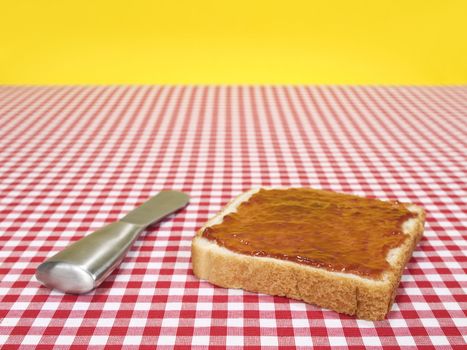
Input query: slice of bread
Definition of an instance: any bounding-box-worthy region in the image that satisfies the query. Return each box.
[192,188,425,320]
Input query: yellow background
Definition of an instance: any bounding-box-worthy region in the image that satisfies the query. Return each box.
[1,0,466,84]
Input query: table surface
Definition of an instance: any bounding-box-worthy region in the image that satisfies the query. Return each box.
[0,86,465,349]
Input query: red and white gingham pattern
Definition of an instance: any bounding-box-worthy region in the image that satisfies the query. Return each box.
[0,86,465,349]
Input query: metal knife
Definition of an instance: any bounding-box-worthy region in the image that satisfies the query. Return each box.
[36,190,190,294]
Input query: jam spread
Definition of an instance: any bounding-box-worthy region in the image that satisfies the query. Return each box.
[202,188,416,279]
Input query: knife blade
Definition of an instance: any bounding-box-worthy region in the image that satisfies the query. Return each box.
[35,190,189,294]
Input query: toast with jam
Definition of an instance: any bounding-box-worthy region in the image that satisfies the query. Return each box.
[191,188,425,320]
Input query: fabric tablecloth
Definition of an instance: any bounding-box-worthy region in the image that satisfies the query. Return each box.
[0,85,465,349]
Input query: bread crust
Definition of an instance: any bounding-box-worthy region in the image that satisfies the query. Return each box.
[191,188,425,320]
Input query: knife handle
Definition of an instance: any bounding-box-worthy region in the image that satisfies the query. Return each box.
[35,221,144,294]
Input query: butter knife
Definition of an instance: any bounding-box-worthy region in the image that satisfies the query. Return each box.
[36,190,190,294]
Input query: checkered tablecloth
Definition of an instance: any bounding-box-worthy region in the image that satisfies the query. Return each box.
[0,85,465,349]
